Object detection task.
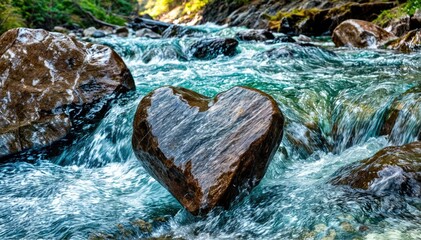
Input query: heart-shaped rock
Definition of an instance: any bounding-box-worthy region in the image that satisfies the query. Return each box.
[132,86,284,215]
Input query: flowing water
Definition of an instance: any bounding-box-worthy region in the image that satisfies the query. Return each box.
[1,25,421,239]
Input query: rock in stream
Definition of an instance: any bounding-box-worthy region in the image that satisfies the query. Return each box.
[132,86,284,215]
[0,28,135,159]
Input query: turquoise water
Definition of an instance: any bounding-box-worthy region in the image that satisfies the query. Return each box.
[1,24,420,239]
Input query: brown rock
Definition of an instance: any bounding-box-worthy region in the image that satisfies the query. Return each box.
[385,15,410,37]
[380,86,421,143]
[132,86,284,215]
[331,141,421,196]
[386,29,421,53]
[332,19,396,48]
[0,28,135,159]
[115,27,129,37]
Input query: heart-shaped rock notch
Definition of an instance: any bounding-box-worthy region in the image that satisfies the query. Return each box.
[132,86,284,215]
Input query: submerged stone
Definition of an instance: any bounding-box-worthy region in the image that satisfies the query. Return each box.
[188,38,238,60]
[381,86,421,144]
[161,25,205,38]
[332,19,396,48]
[235,29,275,41]
[0,28,135,159]
[132,86,284,215]
[331,141,421,196]
[135,28,162,39]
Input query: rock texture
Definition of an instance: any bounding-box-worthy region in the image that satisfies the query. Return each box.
[332,19,396,48]
[386,29,421,53]
[0,28,135,159]
[331,141,421,196]
[132,86,284,215]
[199,0,396,36]
[381,86,421,144]
[235,30,275,41]
[188,38,238,59]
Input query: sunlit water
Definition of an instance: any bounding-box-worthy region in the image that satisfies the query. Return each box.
[1,24,421,239]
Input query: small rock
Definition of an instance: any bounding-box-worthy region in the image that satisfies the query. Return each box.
[385,15,410,37]
[52,26,68,34]
[330,141,421,196]
[115,27,129,37]
[270,35,296,43]
[83,27,97,37]
[385,29,421,53]
[359,225,369,232]
[297,34,312,42]
[235,29,275,41]
[189,38,238,59]
[132,86,284,215]
[332,19,396,48]
[141,46,186,63]
[340,222,355,232]
[161,25,204,38]
[92,30,106,38]
[135,28,162,39]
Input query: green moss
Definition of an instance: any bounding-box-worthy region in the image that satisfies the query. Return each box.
[404,0,421,15]
[269,8,321,21]
[374,0,421,27]
[0,0,25,34]
[373,6,406,27]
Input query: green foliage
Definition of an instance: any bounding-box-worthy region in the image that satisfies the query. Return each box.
[0,0,134,34]
[183,0,210,15]
[0,0,25,34]
[374,0,421,27]
[404,0,421,15]
[141,0,181,18]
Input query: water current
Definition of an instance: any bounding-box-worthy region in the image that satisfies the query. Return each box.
[1,24,420,239]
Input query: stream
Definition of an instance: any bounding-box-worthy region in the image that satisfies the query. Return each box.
[1,24,420,239]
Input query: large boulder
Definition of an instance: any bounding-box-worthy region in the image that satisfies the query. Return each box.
[332,19,396,48]
[0,28,135,159]
[188,38,238,60]
[331,141,421,196]
[132,86,284,215]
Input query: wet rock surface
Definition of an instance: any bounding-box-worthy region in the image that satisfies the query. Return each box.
[332,19,396,48]
[135,28,162,39]
[235,29,275,42]
[188,38,239,59]
[132,86,284,215]
[0,28,135,159]
[331,141,421,196]
[200,0,396,36]
[381,86,421,144]
[161,25,205,38]
[385,29,421,53]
